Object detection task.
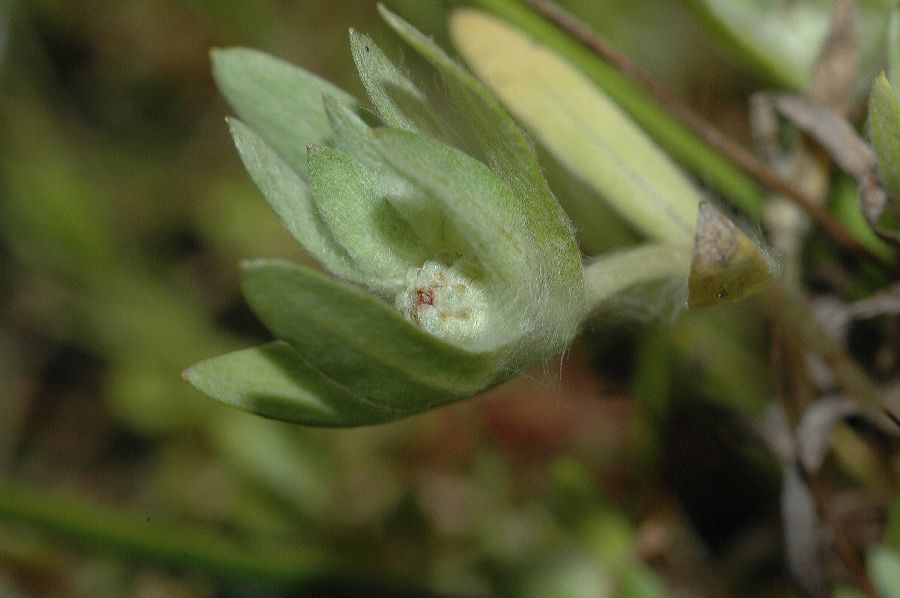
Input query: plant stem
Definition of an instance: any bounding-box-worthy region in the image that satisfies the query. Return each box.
[0,480,322,585]
[524,0,885,265]
[582,243,691,315]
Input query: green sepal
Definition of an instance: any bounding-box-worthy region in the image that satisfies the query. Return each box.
[226,118,362,283]
[239,259,502,410]
[306,144,428,294]
[183,342,396,426]
[870,73,900,199]
[211,47,356,176]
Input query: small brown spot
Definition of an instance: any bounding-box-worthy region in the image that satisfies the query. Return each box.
[438,310,449,322]
[457,308,472,320]
[453,283,467,292]
[415,288,435,306]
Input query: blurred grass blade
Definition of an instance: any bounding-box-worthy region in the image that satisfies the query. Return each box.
[782,464,828,597]
[211,47,356,176]
[794,396,888,473]
[0,479,320,584]
[349,30,443,136]
[685,0,829,89]
[451,9,701,245]
[831,175,895,261]
[686,0,894,101]
[240,259,500,411]
[889,6,900,86]
[226,118,362,283]
[870,73,900,200]
[184,342,395,426]
[869,545,900,598]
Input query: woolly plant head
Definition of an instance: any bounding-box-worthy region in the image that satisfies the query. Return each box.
[184,7,584,426]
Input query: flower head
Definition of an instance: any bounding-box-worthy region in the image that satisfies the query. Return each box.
[185,7,584,426]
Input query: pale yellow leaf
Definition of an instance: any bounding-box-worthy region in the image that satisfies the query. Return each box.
[450,9,701,245]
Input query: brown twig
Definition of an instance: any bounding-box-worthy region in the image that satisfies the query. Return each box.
[524,0,885,264]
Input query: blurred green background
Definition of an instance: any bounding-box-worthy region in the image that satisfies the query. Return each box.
[0,1,799,596]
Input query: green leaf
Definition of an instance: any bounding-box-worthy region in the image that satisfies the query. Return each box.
[349,30,444,137]
[211,47,357,176]
[831,174,895,261]
[306,144,428,293]
[890,6,900,88]
[451,9,700,245]
[322,96,446,250]
[453,0,764,218]
[0,480,322,584]
[869,545,900,598]
[379,4,547,196]
[379,5,582,267]
[380,5,584,354]
[239,259,502,411]
[686,0,894,98]
[226,118,362,283]
[373,128,532,293]
[619,564,670,598]
[323,94,384,167]
[870,73,900,199]
[184,342,395,426]
[686,0,828,89]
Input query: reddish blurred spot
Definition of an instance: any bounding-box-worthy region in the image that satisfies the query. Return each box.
[416,288,435,306]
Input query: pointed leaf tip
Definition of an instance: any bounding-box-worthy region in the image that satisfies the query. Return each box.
[212,47,357,176]
[688,202,773,309]
[184,342,397,426]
